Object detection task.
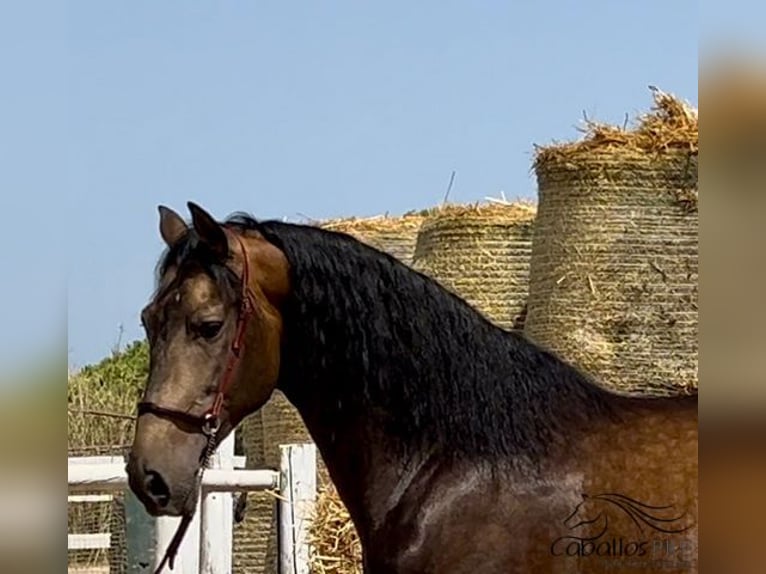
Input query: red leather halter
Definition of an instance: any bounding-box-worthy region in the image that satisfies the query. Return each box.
[136,235,256,573]
[137,235,256,436]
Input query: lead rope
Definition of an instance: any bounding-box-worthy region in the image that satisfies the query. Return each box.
[153,422,219,574]
[151,236,253,573]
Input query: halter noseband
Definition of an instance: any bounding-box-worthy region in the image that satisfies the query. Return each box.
[137,235,256,436]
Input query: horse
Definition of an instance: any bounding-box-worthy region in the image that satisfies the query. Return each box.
[126,202,698,574]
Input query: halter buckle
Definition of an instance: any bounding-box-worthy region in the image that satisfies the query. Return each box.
[202,413,220,437]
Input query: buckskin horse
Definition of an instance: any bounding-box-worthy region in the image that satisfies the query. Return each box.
[127,202,698,574]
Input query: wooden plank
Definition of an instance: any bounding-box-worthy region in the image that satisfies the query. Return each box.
[68,456,124,465]
[232,455,247,468]
[200,469,280,492]
[68,533,111,550]
[68,494,113,503]
[68,464,127,492]
[67,567,109,574]
[278,444,317,574]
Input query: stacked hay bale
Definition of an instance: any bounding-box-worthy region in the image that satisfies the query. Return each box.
[232,410,279,574]
[261,391,315,469]
[108,495,127,574]
[319,212,427,265]
[411,202,537,330]
[525,88,698,396]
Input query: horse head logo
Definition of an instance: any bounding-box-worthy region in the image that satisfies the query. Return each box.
[563,492,693,537]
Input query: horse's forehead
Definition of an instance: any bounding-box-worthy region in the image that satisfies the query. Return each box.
[154,266,220,309]
[185,274,220,304]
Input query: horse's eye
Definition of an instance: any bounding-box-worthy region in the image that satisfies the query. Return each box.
[197,321,223,340]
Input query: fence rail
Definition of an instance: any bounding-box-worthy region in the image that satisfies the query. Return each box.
[68,464,280,493]
[68,533,111,551]
[67,440,317,574]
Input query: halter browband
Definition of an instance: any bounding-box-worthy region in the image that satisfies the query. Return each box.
[137,235,256,436]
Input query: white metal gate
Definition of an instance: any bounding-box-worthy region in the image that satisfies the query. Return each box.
[67,438,317,574]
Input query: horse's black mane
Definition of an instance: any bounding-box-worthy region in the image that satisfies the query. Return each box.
[236,213,628,463]
[159,212,623,464]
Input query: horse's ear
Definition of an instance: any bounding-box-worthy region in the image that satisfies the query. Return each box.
[188,202,229,259]
[158,205,188,247]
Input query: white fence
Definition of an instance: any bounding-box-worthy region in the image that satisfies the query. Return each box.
[67,438,317,574]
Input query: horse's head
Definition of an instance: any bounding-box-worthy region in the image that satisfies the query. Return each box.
[126,202,289,516]
[563,494,603,531]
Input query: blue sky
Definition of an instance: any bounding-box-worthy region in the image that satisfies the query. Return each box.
[5,2,703,370]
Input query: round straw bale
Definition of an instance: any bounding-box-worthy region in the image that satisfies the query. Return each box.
[320,213,426,265]
[232,491,278,574]
[232,410,278,574]
[526,88,698,397]
[108,494,127,574]
[411,202,537,330]
[259,391,333,482]
[261,390,314,469]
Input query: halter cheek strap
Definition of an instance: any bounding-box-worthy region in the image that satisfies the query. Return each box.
[137,235,256,433]
[136,235,256,573]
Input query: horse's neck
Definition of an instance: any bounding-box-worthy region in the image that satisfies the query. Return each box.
[283,387,420,539]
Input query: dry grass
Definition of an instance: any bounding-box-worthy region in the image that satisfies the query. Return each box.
[421,199,537,221]
[320,212,426,233]
[67,342,146,456]
[320,212,427,265]
[309,480,363,574]
[534,87,698,165]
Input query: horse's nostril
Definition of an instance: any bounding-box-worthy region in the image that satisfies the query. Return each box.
[145,470,170,507]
